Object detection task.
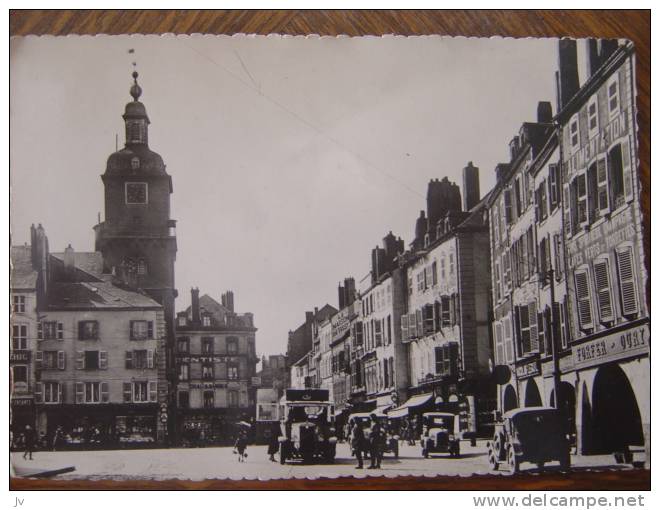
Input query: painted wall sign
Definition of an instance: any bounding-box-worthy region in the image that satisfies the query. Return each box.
[515,360,540,379]
[572,324,649,370]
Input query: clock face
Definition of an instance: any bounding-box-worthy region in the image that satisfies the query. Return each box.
[126,182,148,204]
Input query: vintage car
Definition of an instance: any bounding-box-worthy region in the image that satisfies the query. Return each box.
[347,412,399,458]
[487,407,571,473]
[278,389,337,464]
[420,412,461,458]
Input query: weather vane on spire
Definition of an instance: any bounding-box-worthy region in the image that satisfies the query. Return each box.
[128,48,142,101]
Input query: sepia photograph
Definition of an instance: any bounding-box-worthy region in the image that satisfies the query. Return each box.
[9,30,649,484]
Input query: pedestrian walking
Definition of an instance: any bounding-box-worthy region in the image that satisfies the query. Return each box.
[234,429,248,462]
[52,426,64,451]
[267,423,280,462]
[351,420,366,469]
[22,425,36,460]
[368,414,383,469]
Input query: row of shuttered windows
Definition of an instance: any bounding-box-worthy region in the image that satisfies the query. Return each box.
[33,380,158,404]
[34,350,157,371]
[401,294,460,341]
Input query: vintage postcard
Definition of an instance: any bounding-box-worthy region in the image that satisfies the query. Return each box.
[9,34,648,481]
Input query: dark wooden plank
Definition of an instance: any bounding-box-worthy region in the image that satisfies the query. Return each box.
[8,9,650,491]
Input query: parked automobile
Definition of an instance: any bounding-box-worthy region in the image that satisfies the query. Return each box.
[347,412,399,458]
[278,389,337,464]
[487,407,571,473]
[420,412,461,458]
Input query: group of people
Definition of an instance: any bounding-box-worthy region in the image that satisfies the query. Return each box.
[350,414,385,469]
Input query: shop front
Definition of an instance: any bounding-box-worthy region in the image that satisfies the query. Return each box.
[176,408,249,447]
[36,403,159,449]
[10,397,35,450]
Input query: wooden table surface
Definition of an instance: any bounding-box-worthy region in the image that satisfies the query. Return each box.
[9,9,650,491]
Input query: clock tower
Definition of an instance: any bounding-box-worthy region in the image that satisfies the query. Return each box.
[94,70,178,345]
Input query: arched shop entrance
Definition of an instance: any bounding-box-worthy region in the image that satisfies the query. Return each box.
[524,379,543,407]
[550,381,577,446]
[588,363,644,454]
[503,385,517,412]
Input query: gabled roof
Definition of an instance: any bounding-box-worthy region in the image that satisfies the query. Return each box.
[10,245,38,290]
[47,280,162,310]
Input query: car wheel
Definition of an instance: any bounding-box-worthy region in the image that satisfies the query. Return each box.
[508,448,520,474]
[488,448,499,471]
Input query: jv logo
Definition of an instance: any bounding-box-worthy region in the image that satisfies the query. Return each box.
[13,498,25,507]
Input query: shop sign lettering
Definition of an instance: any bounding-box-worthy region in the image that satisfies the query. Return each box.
[572,324,649,370]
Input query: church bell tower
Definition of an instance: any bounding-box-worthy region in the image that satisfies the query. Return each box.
[94,70,178,344]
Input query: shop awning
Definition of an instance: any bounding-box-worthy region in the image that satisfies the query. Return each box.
[387,393,434,418]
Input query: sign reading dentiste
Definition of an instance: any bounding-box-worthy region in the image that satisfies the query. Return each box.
[572,324,649,370]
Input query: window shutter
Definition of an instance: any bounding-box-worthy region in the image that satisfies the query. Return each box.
[99,351,108,370]
[597,156,610,213]
[504,188,512,224]
[148,349,154,369]
[504,317,513,363]
[58,383,64,404]
[58,323,63,340]
[149,381,158,402]
[449,294,456,326]
[34,382,43,403]
[123,382,132,403]
[148,321,154,339]
[593,258,614,322]
[57,351,66,370]
[407,313,415,338]
[495,323,503,364]
[529,301,539,352]
[434,300,441,331]
[616,245,639,316]
[621,138,634,203]
[78,321,84,340]
[75,382,84,404]
[551,302,562,352]
[35,350,43,370]
[401,314,409,341]
[553,233,563,278]
[129,320,136,340]
[100,382,109,403]
[537,311,545,355]
[514,306,522,356]
[125,351,133,369]
[574,269,594,329]
[76,351,85,370]
[37,322,43,340]
[432,261,438,285]
[415,309,423,336]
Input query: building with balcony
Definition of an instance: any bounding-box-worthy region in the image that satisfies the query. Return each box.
[555,39,648,459]
[173,288,258,445]
[396,171,494,437]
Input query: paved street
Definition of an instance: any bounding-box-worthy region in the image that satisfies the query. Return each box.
[11,440,635,481]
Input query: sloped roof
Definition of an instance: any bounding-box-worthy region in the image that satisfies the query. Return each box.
[10,245,38,290]
[47,280,162,310]
[51,251,105,278]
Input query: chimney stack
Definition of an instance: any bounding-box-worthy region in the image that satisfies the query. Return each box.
[191,287,200,324]
[557,39,580,111]
[221,290,235,313]
[537,101,553,124]
[344,277,356,306]
[462,161,480,211]
[586,38,619,78]
[63,244,75,274]
[338,282,346,310]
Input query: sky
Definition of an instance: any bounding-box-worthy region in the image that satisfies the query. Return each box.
[10,34,577,357]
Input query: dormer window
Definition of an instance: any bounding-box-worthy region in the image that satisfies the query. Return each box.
[178,316,187,327]
[202,316,211,327]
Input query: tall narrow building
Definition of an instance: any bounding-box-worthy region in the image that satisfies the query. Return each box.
[94,71,178,350]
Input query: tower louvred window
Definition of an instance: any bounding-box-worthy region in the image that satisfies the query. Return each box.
[616,245,639,316]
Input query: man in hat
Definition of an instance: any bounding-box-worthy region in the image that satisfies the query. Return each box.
[368,414,383,469]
